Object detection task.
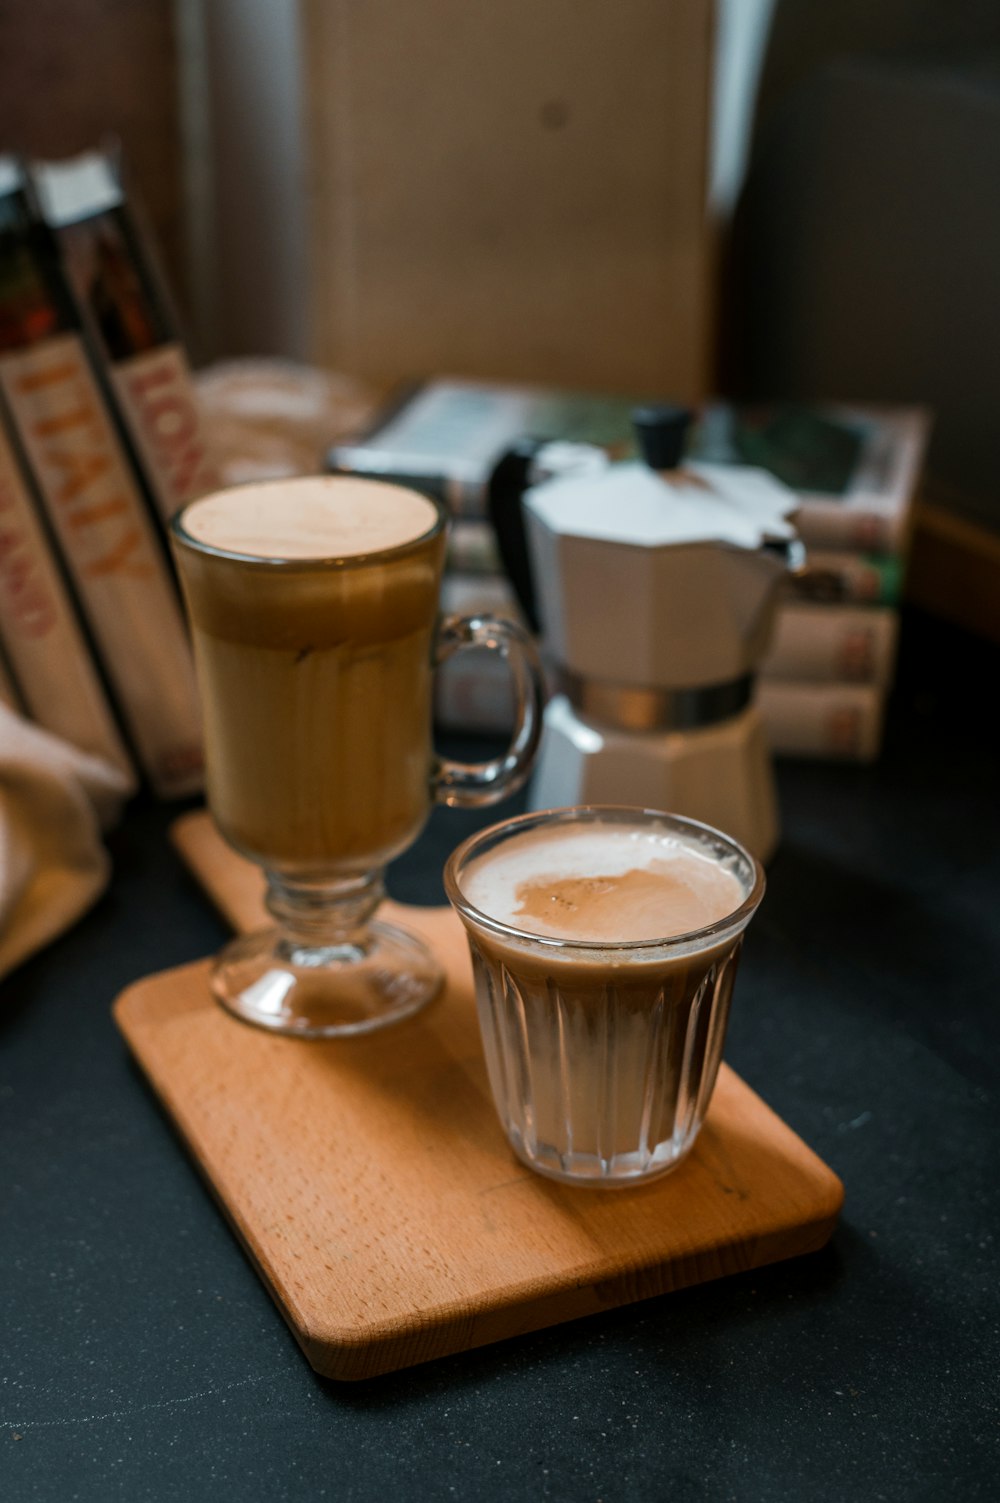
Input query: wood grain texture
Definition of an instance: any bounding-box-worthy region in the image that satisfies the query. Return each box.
[113,810,843,1380]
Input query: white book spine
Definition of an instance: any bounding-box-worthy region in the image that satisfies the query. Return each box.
[0,415,134,777]
[763,603,900,688]
[107,344,218,522]
[0,332,203,797]
[794,502,900,553]
[795,548,902,606]
[755,680,886,763]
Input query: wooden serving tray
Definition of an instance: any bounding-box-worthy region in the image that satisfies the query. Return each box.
[113,810,843,1381]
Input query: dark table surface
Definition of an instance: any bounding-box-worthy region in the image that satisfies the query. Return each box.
[2,607,997,1503]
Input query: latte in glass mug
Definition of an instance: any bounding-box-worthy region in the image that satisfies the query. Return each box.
[176,476,446,874]
[171,474,544,1038]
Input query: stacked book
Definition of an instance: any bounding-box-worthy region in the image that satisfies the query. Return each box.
[332,380,930,761]
[0,151,217,798]
[697,402,930,762]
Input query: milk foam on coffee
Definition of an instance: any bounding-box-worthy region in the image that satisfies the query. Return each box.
[182,476,438,560]
[462,822,745,944]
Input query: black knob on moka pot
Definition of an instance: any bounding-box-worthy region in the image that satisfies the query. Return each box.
[632,404,694,471]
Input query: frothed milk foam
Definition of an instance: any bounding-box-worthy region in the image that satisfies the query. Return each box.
[183,478,438,560]
[462,823,744,944]
[175,477,445,872]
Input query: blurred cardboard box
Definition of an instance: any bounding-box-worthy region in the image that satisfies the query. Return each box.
[298,0,715,398]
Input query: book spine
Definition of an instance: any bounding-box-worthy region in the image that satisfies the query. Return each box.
[736,405,930,554]
[793,504,903,554]
[0,331,203,797]
[0,407,135,776]
[755,680,886,763]
[106,344,217,522]
[762,603,900,688]
[43,171,219,521]
[792,549,903,606]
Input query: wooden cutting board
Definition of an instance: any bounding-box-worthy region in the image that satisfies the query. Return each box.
[113,810,843,1381]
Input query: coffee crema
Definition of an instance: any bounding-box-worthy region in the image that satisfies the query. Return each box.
[181,476,439,560]
[461,822,745,944]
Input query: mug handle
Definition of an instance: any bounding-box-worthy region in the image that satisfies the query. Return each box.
[432,614,546,808]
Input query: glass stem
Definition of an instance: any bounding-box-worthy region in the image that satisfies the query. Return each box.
[265,869,385,957]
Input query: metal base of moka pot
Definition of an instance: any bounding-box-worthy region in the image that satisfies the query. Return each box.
[528,692,779,863]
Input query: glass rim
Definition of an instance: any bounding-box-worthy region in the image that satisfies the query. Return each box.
[169,475,448,570]
[443,804,766,954]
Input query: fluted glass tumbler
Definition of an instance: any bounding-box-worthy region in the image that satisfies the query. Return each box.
[171,476,544,1038]
[445,807,765,1187]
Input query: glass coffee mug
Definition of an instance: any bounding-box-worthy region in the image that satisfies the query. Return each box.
[171,475,544,1037]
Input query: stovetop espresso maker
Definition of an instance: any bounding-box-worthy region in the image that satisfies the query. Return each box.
[488,407,802,860]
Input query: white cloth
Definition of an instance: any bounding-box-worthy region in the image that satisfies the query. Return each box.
[0,706,134,979]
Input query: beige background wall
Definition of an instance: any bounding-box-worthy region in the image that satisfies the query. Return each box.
[184,0,735,399]
[0,0,775,392]
[299,0,715,399]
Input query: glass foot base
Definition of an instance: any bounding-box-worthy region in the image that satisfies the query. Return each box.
[506,1134,697,1188]
[211,920,443,1038]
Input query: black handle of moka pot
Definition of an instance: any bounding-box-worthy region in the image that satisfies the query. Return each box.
[485,437,546,634]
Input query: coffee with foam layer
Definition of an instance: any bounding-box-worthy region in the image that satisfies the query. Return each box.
[462,822,744,944]
[183,476,438,560]
[173,477,446,872]
[447,809,762,1185]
